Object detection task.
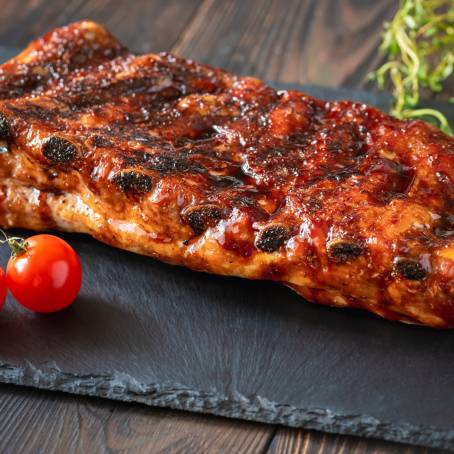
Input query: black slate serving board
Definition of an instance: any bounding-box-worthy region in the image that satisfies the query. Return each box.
[0,47,453,450]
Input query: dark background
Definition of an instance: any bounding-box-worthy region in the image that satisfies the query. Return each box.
[0,1,451,453]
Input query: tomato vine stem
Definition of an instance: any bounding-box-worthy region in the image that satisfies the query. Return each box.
[0,229,28,256]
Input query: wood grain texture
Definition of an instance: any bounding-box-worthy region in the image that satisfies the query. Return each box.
[267,428,448,454]
[0,0,202,53]
[172,0,397,87]
[0,0,397,87]
[0,384,274,454]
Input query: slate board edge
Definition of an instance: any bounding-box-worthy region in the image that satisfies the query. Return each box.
[0,360,451,451]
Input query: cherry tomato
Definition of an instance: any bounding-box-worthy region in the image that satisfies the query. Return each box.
[6,234,82,313]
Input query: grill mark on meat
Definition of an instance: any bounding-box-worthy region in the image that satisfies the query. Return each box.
[0,112,11,140]
[182,204,225,235]
[256,225,291,252]
[42,137,77,164]
[89,135,114,148]
[122,151,201,174]
[327,239,364,264]
[393,258,427,280]
[111,171,153,194]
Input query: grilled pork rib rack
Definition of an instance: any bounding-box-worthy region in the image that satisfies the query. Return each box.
[0,22,452,327]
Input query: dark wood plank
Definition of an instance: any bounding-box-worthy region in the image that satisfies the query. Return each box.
[0,384,274,454]
[0,0,202,52]
[0,0,398,88]
[172,0,397,88]
[267,428,447,454]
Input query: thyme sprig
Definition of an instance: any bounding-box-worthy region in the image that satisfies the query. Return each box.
[370,0,454,134]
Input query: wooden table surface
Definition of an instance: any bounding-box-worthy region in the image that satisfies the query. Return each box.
[0,1,448,453]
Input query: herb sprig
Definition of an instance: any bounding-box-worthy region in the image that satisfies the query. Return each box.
[371,0,454,135]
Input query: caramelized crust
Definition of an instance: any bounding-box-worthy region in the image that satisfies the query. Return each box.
[0,22,453,327]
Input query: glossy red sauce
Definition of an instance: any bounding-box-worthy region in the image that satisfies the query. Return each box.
[0,21,452,327]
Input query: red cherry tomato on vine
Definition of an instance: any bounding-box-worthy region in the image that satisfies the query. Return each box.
[6,234,82,313]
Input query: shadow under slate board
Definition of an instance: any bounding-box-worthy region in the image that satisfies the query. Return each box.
[0,47,453,451]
